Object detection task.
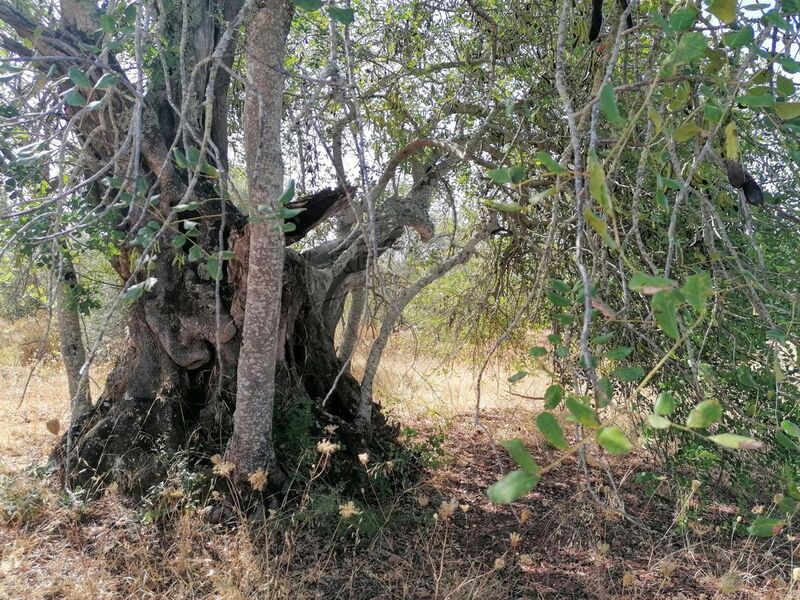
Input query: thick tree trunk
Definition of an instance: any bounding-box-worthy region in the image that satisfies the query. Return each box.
[0,0,449,497]
[224,0,292,483]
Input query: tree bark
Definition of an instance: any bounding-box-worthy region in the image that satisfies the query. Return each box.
[224,0,292,482]
[56,253,91,421]
[337,285,366,366]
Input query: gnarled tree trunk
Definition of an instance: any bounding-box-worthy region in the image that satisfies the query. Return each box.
[0,0,465,497]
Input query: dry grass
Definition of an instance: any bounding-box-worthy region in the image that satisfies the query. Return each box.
[0,363,110,474]
[0,338,798,599]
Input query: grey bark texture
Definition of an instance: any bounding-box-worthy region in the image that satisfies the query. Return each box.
[224,0,293,480]
[337,285,366,366]
[56,254,91,421]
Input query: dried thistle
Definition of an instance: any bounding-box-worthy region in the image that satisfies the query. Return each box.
[211,454,236,477]
[338,501,361,519]
[437,499,458,521]
[248,468,268,492]
[316,439,339,455]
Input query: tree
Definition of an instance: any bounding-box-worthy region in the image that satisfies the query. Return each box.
[0,0,498,495]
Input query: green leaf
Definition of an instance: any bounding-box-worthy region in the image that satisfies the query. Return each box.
[778,495,797,514]
[685,399,722,428]
[669,32,708,67]
[487,470,539,504]
[652,290,681,340]
[64,88,87,107]
[535,151,568,174]
[583,209,618,251]
[605,346,632,361]
[174,148,188,168]
[747,517,784,537]
[174,202,199,212]
[654,391,676,416]
[546,291,572,307]
[672,121,702,143]
[536,413,570,449]
[507,166,526,183]
[764,9,791,30]
[277,179,296,205]
[681,271,712,314]
[487,166,525,185]
[599,84,625,127]
[597,426,633,455]
[483,200,523,213]
[547,333,562,345]
[529,346,548,358]
[95,73,120,89]
[294,0,323,9]
[669,6,698,31]
[778,55,800,74]
[708,433,763,450]
[612,366,644,382]
[737,94,776,107]
[781,420,800,439]
[122,277,157,302]
[279,206,307,219]
[508,370,528,383]
[736,364,756,388]
[723,25,754,49]
[206,257,222,280]
[328,6,355,24]
[67,66,93,89]
[99,14,115,34]
[550,279,571,293]
[630,271,677,295]
[544,384,563,409]
[767,329,787,343]
[708,0,737,24]
[648,414,672,429]
[777,75,795,97]
[185,147,201,168]
[122,282,145,302]
[171,234,187,249]
[187,245,202,262]
[501,439,540,474]
[774,103,800,120]
[775,431,799,451]
[566,396,600,429]
[592,333,614,345]
[587,154,613,213]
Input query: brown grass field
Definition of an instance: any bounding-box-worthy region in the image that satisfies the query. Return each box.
[0,326,798,599]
